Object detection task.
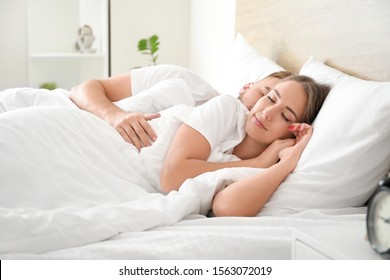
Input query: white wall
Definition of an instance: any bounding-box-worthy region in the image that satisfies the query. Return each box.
[111,0,236,85]
[189,0,236,86]
[0,0,28,90]
[110,0,191,75]
[0,0,236,90]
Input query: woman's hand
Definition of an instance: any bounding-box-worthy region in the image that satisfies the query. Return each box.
[255,138,296,167]
[279,123,313,172]
[111,111,160,150]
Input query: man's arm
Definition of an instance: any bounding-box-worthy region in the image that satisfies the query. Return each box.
[70,74,159,149]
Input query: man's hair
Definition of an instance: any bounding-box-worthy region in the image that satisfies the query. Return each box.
[238,70,294,102]
[262,70,294,81]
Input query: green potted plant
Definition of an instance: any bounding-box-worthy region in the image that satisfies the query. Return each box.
[40,82,57,90]
[137,34,160,65]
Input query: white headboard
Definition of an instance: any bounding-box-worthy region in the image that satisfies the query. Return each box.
[236,0,390,81]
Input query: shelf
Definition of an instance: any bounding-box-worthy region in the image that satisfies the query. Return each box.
[30,53,105,58]
[27,0,109,90]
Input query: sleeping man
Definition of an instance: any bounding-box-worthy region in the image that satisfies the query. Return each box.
[69,65,292,150]
[0,65,291,149]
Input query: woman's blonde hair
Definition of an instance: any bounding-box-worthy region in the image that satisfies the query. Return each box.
[282,75,331,124]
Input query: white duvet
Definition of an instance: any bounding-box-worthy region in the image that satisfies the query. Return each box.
[0,87,372,260]
[0,87,262,254]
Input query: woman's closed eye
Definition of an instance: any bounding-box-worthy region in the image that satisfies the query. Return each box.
[266,94,276,103]
[266,93,293,122]
[282,113,291,122]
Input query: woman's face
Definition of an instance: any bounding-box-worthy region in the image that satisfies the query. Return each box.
[239,76,281,110]
[245,80,308,145]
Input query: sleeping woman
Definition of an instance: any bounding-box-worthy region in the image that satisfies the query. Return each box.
[69,69,330,218]
[159,75,330,216]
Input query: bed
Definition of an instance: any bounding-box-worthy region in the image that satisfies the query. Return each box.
[1,0,390,260]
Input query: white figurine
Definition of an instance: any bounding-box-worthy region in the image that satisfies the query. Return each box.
[75,25,96,53]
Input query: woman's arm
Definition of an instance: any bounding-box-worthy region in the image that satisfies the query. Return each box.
[212,161,292,217]
[212,123,313,217]
[160,124,292,192]
[69,74,159,149]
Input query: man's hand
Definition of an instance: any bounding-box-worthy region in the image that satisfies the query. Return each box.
[111,112,161,150]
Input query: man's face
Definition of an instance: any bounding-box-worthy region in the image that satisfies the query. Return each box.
[238,76,281,110]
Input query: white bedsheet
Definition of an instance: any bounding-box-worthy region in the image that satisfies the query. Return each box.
[0,208,366,259]
[0,105,192,252]
[0,88,262,255]
[0,88,368,259]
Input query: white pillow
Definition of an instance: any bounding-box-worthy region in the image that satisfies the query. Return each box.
[261,56,390,215]
[213,33,285,97]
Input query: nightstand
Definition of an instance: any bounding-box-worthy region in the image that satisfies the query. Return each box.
[292,223,381,259]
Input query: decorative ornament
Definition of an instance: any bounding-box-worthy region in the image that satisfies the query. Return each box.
[75,25,96,53]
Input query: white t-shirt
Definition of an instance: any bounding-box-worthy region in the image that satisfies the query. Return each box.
[130,64,220,106]
[139,94,248,192]
[114,78,196,113]
[0,65,218,115]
